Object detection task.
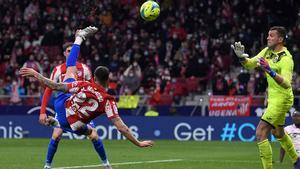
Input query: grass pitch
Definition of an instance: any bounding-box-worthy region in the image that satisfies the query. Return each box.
[0,139,293,169]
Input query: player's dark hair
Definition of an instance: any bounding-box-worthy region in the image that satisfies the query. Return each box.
[269,26,287,41]
[94,66,109,83]
[63,42,73,52]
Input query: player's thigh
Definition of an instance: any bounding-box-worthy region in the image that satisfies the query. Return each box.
[262,103,291,128]
[65,67,77,80]
[52,127,63,140]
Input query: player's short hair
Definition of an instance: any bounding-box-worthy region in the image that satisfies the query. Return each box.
[94,66,109,83]
[63,42,73,52]
[269,26,287,41]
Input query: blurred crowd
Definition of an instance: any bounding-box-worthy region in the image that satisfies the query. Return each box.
[1,0,300,105]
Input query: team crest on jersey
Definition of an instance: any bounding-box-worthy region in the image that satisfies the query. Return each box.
[272,51,286,63]
[273,56,279,63]
[77,70,82,77]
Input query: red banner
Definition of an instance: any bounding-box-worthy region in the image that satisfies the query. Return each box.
[209,96,252,116]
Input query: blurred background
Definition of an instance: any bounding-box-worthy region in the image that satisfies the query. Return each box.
[1,1,300,169]
[0,0,300,124]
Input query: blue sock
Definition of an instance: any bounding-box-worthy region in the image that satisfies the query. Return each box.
[46,138,59,164]
[92,138,108,163]
[66,44,80,67]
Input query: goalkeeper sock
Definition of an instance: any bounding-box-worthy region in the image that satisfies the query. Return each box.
[92,138,108,164]
[278,133,298,163]
[46,138,60,164]
[258,139,273,169]
[66,44,80,67]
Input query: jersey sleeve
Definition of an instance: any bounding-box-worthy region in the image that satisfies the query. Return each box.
[105,99,119,119]
[40,67,58,114]
[66,81,88,93]
[40,87,53,114]
[279,55,294,85]
[242,47,268,70]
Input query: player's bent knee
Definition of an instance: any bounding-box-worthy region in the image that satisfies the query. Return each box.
[271,129,285,138]
[256,130,267,141]
[52,128,63,140]
[88,129,99,141]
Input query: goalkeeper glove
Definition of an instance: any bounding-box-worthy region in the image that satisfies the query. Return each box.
[231,41,249,61]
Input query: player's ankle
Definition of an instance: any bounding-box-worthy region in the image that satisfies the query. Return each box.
[102,159,109,164]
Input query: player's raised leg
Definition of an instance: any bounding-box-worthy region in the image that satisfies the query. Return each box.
[64,26,98,81]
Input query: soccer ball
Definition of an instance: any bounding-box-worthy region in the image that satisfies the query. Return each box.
[140,1,160,21]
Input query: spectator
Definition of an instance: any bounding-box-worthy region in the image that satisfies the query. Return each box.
[212,72,229,95]
[0,0,300,104]
[120,61,142,94]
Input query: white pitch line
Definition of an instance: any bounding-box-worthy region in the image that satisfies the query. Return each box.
[52,159,184,169]
[203,159,261,164]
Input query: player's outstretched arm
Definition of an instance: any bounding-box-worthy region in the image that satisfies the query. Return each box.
[64,26,98,81]
[231,41,260,69]
[111,117,154,147]
[19,67,68,92]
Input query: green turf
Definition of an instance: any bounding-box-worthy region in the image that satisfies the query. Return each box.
[0,139,293,169]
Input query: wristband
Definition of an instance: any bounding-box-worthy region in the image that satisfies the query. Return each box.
[269,70,276,78]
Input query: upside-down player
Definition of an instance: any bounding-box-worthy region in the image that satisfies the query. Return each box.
[231,26,300,169]
[20,26,154,164]
[278,110,300,163]
[39,42,111,169]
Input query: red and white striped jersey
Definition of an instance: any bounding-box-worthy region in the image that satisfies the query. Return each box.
[50,62,92,82]
[65,81,118,129]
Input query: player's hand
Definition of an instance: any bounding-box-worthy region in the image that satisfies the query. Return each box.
[258,58,271,72]
[231,41,249,58]
[138,140,154,147]
[39,113,47,125]
[258,58,276,77]
[19,67,38,78]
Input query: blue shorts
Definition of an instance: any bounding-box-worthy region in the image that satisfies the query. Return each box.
[54,78,93,135]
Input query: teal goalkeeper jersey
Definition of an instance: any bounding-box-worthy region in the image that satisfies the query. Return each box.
[242,47,294,103]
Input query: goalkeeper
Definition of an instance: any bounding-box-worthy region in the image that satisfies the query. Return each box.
[231,26,300,169]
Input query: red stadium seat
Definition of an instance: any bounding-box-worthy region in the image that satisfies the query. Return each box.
[186,77,199,93]
[158,94,173,105]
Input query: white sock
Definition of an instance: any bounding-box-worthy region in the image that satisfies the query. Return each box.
[45,163,51,167]
[74,37,83,45]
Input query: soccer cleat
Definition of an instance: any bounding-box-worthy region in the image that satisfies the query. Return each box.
[294,157,300,169]
[75,26,98,40]
[43,164,51,169]
[103,164,113,169]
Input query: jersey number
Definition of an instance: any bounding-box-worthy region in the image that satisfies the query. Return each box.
[79,99,98,117]
[73,92,98,117]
